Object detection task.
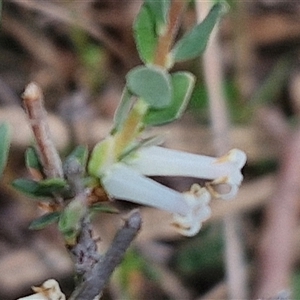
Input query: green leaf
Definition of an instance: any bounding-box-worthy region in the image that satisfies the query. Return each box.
[13,179,47,198]
[67,145,88,167]
[58,197,86,245]
[171,2,226,62]
[12,178,68,198]
[25,147,43,173]
[112,87,134,133]
[0,123,11,178]
[63,146,89,189]
[126,65,172,108]
[133,4,158,64]
[88,136,115,178]
[144,71,195,126]
[29,212,60,230]
[40,178,68,191]
[145,0,170,35]
[89,203,119,214]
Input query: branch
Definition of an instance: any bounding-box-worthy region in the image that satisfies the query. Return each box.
[22,82,63,179]
[22,82,64,207]
[69,209,142,300]
[64,150,141,299]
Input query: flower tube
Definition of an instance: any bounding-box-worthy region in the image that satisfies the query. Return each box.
[126,146,246,200]
[102,162,211,236]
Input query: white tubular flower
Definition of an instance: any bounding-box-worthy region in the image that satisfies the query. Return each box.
[102,163,211,236]
[126,146,246,200]
[18,279,65,300]
[172,184,211,236]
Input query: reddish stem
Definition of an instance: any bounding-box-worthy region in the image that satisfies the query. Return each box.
[154,0,187,67]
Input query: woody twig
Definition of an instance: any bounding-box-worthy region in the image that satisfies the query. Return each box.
[22,82,64,203]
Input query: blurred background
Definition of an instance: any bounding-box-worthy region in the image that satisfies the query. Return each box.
[0,0,300,299]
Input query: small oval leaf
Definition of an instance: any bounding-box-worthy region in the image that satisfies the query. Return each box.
[144,71,195,126]
[65,145,88,168]
[58,197,86,245]
[126,65,172,108]
[12,179,42,198]
[134,5,158,64]
[112,87,134,133]
[172,3,225,62]
[89,203,119,214]
[145,0,170,35]
[12,178,68,198]
[39,178,68,190]
[63,145,88,181]
[25,147,43,179]
[29,212,60,230]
